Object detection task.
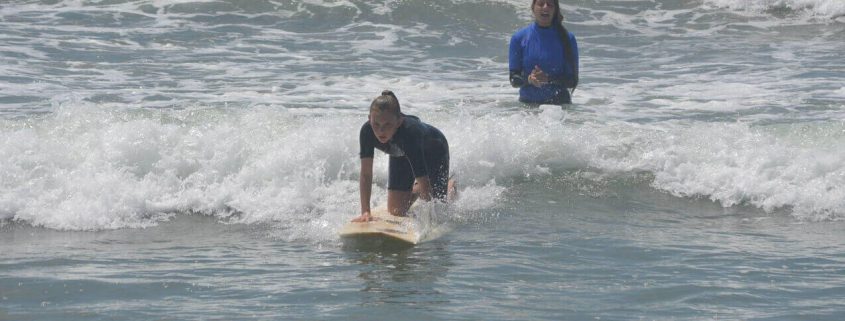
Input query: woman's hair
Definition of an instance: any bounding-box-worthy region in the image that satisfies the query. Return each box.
[370,90,402,117]
[532,0,578,89]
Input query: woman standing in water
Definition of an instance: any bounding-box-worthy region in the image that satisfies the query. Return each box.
[509,0,579,104]
[352,90,455,222]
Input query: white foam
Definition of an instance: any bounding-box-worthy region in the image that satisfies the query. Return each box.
[0,101,510,232]
[704,0,845,19]
[7,120,845,233]
[442,110,845,221]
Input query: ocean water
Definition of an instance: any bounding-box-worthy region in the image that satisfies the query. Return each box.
[1,0,844,319]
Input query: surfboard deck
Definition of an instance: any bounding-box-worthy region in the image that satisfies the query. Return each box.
[339,206,420,248]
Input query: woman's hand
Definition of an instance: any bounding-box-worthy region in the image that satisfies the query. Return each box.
[351,211,374,222]
[528,65,549,87]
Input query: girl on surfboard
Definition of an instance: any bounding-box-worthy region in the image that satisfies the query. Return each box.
[352,90,456,222]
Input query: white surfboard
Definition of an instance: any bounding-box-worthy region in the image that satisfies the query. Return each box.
[339,206,420,247]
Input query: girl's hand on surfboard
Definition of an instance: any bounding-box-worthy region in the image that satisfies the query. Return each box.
[351,212,374,222]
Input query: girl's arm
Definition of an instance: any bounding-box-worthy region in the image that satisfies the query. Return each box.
[352,157,374,222]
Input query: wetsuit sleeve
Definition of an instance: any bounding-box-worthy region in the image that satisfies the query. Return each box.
[550,33,579,88]
[572,34,579,88]
[572,34,579,75]
[510,70,525,88]
[508,32,525,88]
[359,122,375,159]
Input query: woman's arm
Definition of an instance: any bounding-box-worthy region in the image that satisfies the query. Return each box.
[508,32,525,88]
[352,157,374,222]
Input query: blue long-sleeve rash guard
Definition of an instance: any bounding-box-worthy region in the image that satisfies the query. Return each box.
[509,22,579,104]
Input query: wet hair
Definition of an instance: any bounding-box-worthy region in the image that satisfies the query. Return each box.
[369,90,402,117]
[532,0,578,89]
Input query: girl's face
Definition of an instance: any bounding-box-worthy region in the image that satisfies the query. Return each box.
[369,110,402,144]
[532,0,556,27]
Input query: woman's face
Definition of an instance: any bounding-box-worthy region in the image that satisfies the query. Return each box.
[369,110,402,144]
[532,0,556,27]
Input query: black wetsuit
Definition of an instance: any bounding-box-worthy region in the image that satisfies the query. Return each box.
[359,114,450,201]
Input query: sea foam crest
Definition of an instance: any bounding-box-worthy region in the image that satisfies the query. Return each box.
[444,108,845,221]
[0,101,508,231]
[704,0,845,19]
[2,104,844,231]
